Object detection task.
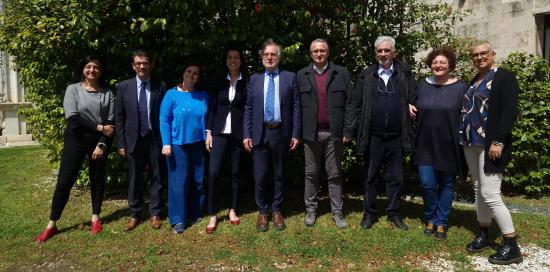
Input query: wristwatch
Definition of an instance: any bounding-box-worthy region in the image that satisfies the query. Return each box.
[491,141,504,147]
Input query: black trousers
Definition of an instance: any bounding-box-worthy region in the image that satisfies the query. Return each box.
[252,127,286,214]
[207,134,243,215]
[50,129,107,221]
[126,133,164,218]
[363,134,403,216]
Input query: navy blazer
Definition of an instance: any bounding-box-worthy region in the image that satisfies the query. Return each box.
[243,70,301,146]
[115,77,166,153]
[206,77,247,139]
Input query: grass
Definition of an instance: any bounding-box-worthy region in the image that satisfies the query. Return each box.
[1,145,549,271]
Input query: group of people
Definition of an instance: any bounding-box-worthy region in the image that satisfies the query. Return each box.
[34,35,522,265]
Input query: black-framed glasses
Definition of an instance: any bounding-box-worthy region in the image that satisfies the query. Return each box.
[470,51,493,59]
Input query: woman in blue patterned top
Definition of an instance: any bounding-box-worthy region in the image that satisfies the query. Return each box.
[459,41,522,265]
[159,63,208,234]
[410,47,468,240]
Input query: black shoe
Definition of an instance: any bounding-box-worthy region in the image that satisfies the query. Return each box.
[423,223,435,236]
[387,215,408,231]
[434,225,447,240]
[488,236,523,265]
[360,213,377,229]
[466,226,492,252]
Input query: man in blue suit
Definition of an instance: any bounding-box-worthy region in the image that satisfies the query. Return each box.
[115,50,166,231]
[243,39,301,232]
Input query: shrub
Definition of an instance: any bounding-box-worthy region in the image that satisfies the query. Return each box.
[499,53,550,194]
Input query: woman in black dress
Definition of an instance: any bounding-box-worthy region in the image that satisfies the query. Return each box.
[410,47,467,240]
[205,46,248,234]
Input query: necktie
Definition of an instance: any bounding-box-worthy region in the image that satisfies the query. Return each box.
[138,81,149,137]
[265,72,275,123]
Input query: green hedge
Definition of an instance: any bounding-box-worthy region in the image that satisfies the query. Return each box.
[499,53,550,194]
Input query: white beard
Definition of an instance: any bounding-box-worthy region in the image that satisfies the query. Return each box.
[378,59,393,67]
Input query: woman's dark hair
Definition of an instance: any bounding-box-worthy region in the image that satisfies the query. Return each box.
[178,62,202,89]
[425,46,457,72]
[223,45,249,79]
[79,54,106,87]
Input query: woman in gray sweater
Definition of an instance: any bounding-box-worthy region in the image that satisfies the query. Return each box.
[35,55,115,243]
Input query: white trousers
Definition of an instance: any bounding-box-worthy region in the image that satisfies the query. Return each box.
[464,146,516,234]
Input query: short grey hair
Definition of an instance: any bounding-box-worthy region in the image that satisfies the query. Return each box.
[310,38,330,52]
[261,38,282,58]
[470,40,494,53]
[374,36,396,51]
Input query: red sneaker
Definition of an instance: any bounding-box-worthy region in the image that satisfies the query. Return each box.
[35,227,58,243]
[90,220,102,234]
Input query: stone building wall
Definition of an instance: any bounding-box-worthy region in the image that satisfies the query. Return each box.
[427,0,550,61]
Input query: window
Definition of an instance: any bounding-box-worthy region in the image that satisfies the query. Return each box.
[545,15,550,63]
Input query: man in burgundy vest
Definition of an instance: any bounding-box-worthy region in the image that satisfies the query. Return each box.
[296,39,354,228]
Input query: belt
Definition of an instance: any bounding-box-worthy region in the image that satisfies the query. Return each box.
[264,122,281,129]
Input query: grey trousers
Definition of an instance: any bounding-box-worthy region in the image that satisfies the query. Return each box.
[303,131,344,214]
[464,146,516,234]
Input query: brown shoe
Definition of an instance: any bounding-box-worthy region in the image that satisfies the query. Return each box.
[124,217,141,232]
[272,212,286,231]
[149,216,162,230]
[256,213,269,232]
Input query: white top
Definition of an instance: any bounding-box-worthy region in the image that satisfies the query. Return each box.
[377,64,394,85]
[222,73,242,134]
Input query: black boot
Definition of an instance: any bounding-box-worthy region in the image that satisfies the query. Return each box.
[466,226,492,252]
[488,236,523,265]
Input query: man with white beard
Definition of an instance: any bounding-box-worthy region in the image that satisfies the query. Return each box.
[348,36,416,231]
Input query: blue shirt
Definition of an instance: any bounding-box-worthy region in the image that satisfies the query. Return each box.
[263,69,281,122]
[159,87,208,145]
[136,76,152,130]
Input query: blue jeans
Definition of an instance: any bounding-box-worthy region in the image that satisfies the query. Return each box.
[418,165,455,227]
[167,142,205,226]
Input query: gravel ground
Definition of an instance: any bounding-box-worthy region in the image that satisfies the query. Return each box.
[419,244,550,272]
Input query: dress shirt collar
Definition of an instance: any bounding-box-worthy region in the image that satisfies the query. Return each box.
[377,64,394,77]
[313,62,329,75]
[136,76,150,87]
[264,68,279,76]
[226,73,243,81]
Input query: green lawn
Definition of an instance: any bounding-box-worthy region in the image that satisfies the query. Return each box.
[1,145,549,271]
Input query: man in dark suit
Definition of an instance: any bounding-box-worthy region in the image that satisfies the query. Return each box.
[243,39,301,232]
[297,39,354,229]
[115,50,166,231]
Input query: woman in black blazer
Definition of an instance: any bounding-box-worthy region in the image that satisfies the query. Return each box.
[459,41,521,265]
[205,46,248,234]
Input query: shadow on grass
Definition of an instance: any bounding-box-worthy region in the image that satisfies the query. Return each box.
[98,166,481,237]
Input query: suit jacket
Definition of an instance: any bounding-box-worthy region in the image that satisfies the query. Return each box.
[206,76,247,139]
[349,61,416,157]
[475,68,519,173]
[115,77,166,153]
[243,70,301,146]
[296,62,354,141]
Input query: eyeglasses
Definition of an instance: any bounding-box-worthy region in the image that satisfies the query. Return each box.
[376,48,393,54]
[133,61,151,66]
[311,49,328,54]
[470,51,493,59]
[377,77,395,95]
